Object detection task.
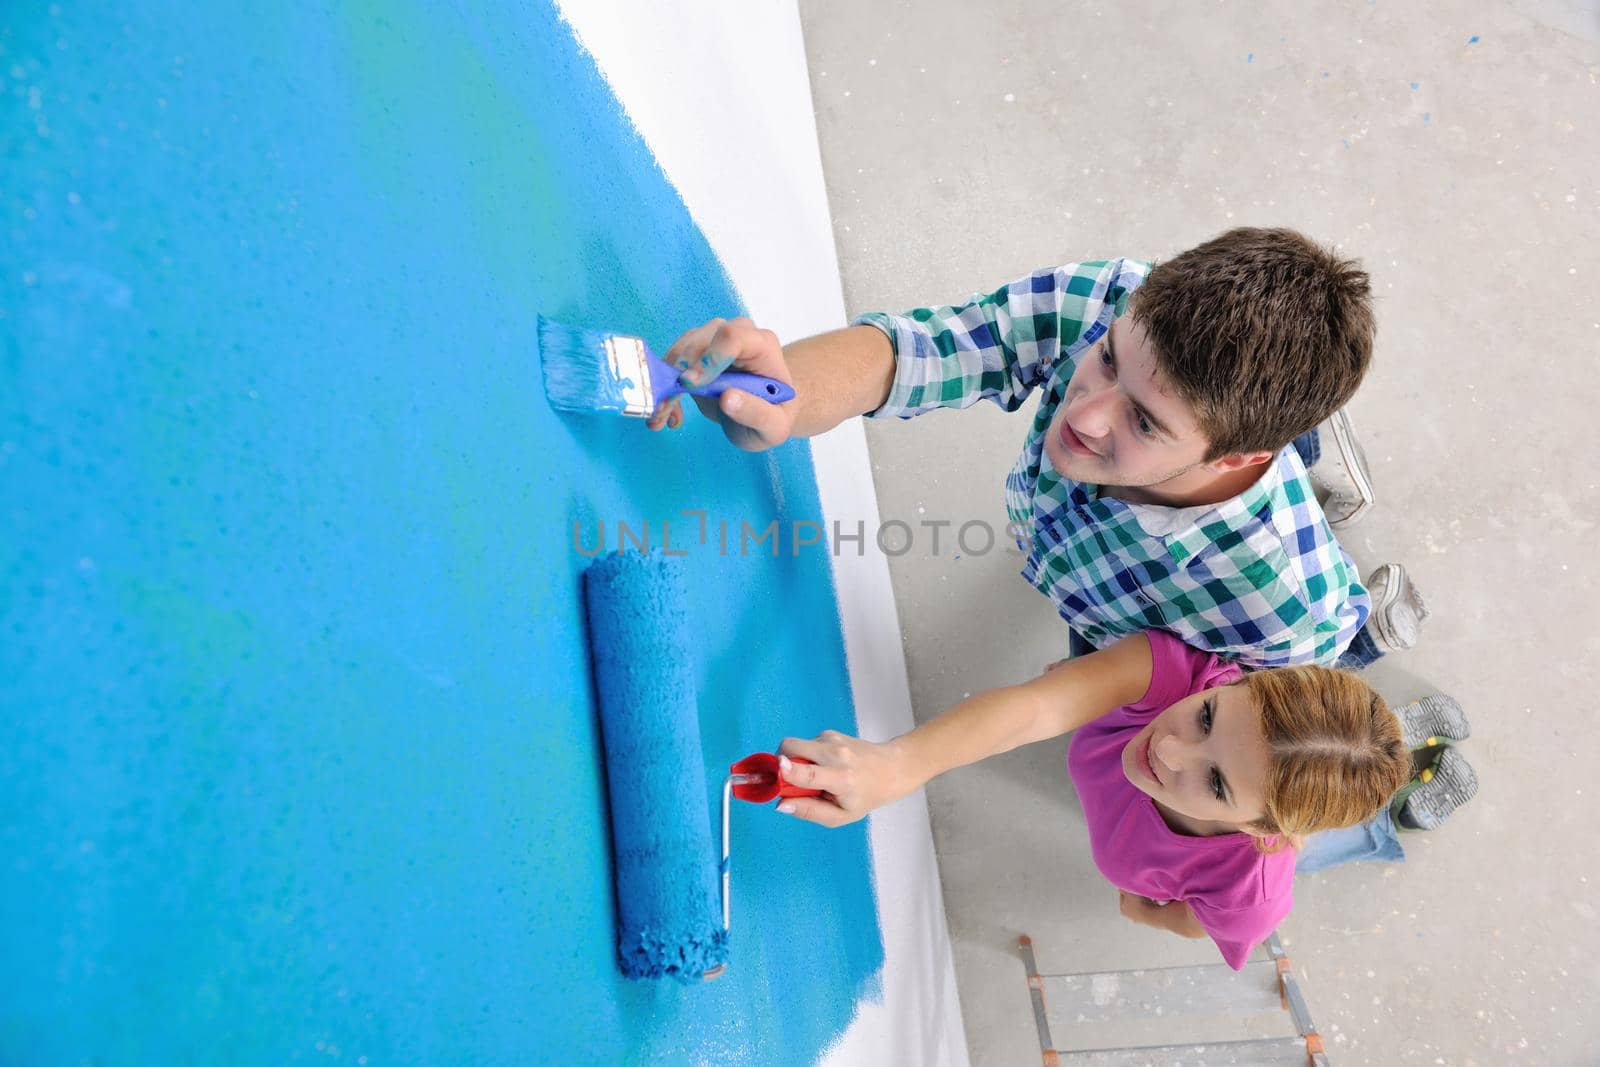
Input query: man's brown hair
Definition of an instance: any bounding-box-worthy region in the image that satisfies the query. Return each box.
[1131,227,1374,460]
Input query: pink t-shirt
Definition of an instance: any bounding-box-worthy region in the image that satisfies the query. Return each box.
[1066,630,1294,970]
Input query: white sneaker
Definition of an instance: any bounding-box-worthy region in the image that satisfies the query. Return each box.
[1366,562,1430,653]
[1310,408,1376,528]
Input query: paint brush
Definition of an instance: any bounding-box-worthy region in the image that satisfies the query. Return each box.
[538,315,795,418]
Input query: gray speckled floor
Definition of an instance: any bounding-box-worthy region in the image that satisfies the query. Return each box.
[797,1,1600,1062]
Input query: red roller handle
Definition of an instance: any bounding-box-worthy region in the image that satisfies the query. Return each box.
[729,752,822,803]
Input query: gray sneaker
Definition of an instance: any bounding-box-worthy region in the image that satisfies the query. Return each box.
[1395,694,1470,749]
[1393,747,1479,831]
[1366,562,1430,653]
[1310,408,1376,528]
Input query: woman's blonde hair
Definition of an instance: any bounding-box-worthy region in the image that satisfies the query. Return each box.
[1238,666,1411,851]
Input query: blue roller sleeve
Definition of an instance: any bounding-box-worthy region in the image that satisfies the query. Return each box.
[582,550,727,981]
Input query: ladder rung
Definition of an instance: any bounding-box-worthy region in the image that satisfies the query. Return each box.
[1040,959,1285,1024]
[1058,1035,1316,1066]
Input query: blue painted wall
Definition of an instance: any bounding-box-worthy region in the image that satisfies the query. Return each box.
[1,3,882,1063]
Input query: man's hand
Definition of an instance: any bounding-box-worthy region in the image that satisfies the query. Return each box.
[1118,892,1207,939]
[646,317,796,452]
[770,730,920,828]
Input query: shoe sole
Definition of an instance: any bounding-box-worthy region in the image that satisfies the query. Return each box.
[1397,693,1470,748]
[1402,747,1479,831]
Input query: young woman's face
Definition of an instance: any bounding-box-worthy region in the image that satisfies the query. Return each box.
[1121,682,1272,833]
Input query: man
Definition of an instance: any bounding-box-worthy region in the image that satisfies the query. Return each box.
[654,227,1424,668]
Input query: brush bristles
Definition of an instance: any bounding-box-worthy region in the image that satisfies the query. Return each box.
[537,316,653,416]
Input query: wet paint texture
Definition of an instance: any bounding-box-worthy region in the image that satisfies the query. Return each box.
[0,3,881,1063]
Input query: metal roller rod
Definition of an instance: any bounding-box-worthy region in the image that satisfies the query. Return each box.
[720,773,769,932]
[720,776,735,931]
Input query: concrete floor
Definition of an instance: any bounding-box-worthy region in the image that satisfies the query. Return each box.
[798,1,1600,1063]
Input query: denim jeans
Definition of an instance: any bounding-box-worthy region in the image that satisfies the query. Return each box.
[1335,626,1385,670]
[1291,428,1322,469]
[1297,804,1404,872]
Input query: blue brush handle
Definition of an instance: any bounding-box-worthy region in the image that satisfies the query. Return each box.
[681,370,795,406]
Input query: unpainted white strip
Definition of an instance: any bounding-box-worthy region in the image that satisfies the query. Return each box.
[552,3,968,1063]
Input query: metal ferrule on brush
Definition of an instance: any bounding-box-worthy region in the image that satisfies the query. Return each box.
[605,335,654,418]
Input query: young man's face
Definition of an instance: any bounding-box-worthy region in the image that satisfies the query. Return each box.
[1041,315,1213,490]
[1120,682,1271,832]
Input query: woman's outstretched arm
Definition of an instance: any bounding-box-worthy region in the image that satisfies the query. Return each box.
[775,633,1154,827]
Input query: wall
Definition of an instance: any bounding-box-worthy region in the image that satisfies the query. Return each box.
[0,3,966,1062]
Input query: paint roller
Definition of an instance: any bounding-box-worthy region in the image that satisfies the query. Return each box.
[583,549,819,982]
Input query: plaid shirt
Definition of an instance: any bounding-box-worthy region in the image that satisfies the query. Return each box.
[857,259,1368,668]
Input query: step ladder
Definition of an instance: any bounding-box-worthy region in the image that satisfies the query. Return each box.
[1017,933,1329,1066]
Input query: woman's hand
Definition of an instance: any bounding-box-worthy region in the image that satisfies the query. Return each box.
[770,638,1154,831]
[772,730,920,828]
[1118,892,1207,939]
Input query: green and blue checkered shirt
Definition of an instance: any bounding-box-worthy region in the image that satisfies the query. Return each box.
[858,259,1369,668]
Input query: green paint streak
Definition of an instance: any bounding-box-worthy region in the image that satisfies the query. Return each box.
[339,4,577,306]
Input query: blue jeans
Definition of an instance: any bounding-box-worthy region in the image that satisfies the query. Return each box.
[1297,805,1404,872]
[1335,625,1385,670]
[1291,428,1321,470]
